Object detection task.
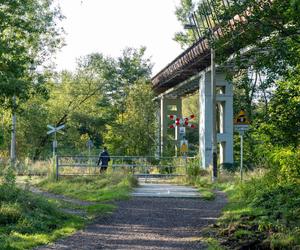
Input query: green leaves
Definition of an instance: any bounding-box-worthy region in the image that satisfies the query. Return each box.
[263,74,300,148]
[173,0,197,47]
[0,0,63,103]
[104,81,157,156]
[16,48,153,159]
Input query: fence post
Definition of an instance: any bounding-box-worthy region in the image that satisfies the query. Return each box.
[56,155,59,181]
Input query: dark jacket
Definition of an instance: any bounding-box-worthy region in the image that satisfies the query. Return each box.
[98,150,110,166]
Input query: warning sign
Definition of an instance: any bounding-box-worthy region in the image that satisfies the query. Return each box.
[234,109,250,125]
[180,139,188,154]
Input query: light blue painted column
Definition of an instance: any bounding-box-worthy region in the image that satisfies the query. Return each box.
[199,70,233,168]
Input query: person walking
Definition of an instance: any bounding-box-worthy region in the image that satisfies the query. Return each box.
[97,146,110,173]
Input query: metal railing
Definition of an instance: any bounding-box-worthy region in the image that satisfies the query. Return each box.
[55,155,197,180]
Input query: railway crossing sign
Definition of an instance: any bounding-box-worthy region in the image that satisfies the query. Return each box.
[169,114,196,129]
[47,124,65,157]
[169,115,194,156]
[47,124,65,135]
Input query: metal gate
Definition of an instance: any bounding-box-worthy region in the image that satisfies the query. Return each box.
[55,155,197,180]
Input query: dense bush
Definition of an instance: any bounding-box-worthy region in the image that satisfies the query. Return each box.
[269,148,300,184]
[216,146,300,249]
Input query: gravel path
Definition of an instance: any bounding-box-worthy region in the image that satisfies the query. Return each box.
[36,191,226,250]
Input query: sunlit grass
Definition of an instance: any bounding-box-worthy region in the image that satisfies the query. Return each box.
[198,187,215,200]
[211,170,300,249]
[0,184,85,250]
[0,170,137,249]
[37,171,138,202]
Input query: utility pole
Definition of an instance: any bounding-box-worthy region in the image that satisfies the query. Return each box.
[211,48,218,181]
[240,132,244,181]
[10,95,16,166]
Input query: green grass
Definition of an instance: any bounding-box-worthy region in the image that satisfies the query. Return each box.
[182,165,300,249]
[0,184,85,250]
[37,172,138,202]
[204,237,224,250]
[0,171,137,249]
[212,176,300,249]
[45,196,117,219]
[198,187,216,200]
[175,164,217,200]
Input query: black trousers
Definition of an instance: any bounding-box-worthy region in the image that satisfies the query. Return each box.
[100,166,108,173]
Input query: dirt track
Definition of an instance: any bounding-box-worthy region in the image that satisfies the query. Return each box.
[36,192,226,250]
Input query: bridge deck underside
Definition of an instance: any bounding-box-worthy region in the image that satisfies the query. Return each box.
[152,39,211,95]
[164,77,200,99]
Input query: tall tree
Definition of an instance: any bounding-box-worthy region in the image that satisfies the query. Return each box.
[0,0,64,105]
[258,72,300,149]
[105,81,157,156]
[173,0,300,165]
[173,0,197,48]
[110,47,152,115]
[32,53,114,159]
[29,48,153,159]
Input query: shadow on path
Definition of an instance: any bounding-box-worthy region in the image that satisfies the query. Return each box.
[36,191,227,250]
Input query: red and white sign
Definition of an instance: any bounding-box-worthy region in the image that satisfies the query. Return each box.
[169,114,196,129]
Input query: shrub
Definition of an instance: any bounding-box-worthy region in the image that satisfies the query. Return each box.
[0,203,22,225]
[186,157,201,177]
[269,148,300,184]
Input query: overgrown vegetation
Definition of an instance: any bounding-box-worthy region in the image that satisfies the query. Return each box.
[37,172,138,202]
[0,169,137,249]
[212,181,299,248]
[0,0,299,248]
[0,182,84,249]
[181,158,216,200]
[189,148,300,249]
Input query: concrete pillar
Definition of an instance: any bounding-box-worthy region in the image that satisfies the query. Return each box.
[156,106,161,158]
[199,72,212,169]
[216,77,233,164]
[199,71,233,168]
[160,96,182,156]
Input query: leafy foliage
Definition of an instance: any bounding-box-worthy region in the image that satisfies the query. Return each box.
[104,81,157,156]
[0,0,64,105]
[260,75,300,148]
[0,46,153,161]
[173,0,196,48]
[216,175,300,249]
